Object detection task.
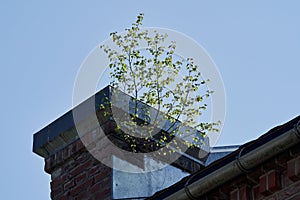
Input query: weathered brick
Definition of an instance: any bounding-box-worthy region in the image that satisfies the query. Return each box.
[70,179,93,196]
[52,167,63,179]
[62,146,70,161]
[288,157,300,182]
[94,168,111,183]
[56,150,64,165]
[259,170,281,196]
[63,179,75,190]
[268,170,281,192]
[230,189,238,200]
[239,185,252,200]
[277,180,300,200]
[260,174,271,196]
[76,139,85,152]
[75,172,87,184]
[88,165,101,175]
[51,177,64,189]
[94,188,111,200]
[45,154,56,173]
[230,185,252,200]
[70,159,92,177]
[75,191,88,200]
[57,195,68,200]
[51,186,63,199]
[45,157,52,173]
[253,185,262,200]
[88,181,103,194]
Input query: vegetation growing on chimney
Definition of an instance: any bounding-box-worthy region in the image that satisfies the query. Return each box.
[100,13,220,153]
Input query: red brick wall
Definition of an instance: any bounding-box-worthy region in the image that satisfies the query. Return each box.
[45,139,112,200]
[229,167,300,200]
[202,144,300,200]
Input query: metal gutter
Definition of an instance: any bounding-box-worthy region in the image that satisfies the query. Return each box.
[148,115,300,200]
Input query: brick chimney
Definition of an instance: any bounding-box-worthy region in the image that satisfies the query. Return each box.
[33,86,209,199]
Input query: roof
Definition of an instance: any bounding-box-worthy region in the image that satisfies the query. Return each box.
[147,115,300,199]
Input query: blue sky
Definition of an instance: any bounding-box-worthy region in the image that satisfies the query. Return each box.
[0,1,299,199]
